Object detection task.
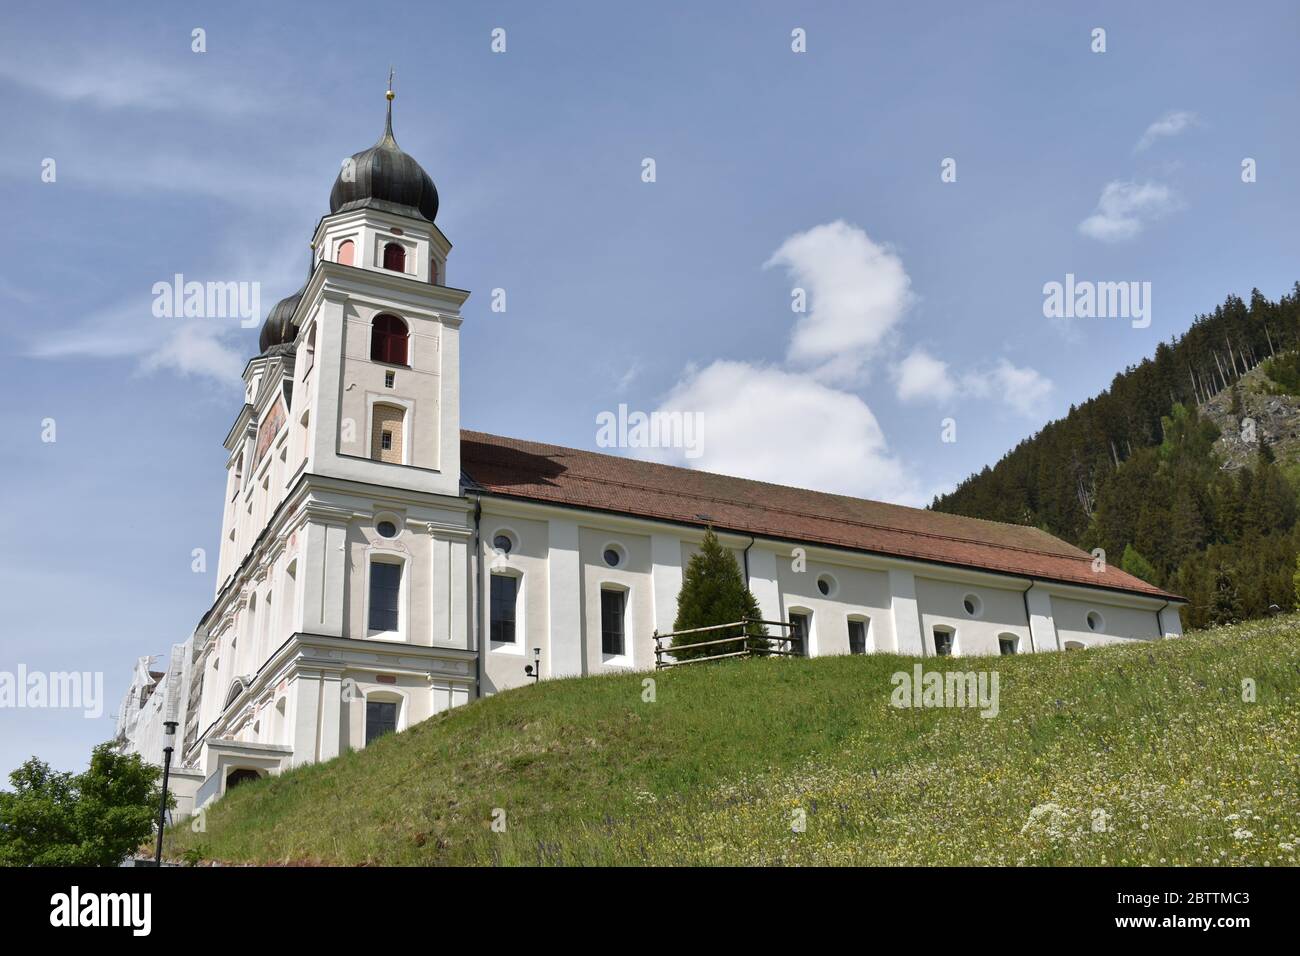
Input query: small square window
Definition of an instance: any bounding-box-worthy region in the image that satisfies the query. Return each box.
[933,629,954,657]
[385,370,395,388]
[381,431,393,451]
[999,636,1017,655]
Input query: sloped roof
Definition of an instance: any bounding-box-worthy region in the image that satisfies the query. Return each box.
[460,431,1183,602]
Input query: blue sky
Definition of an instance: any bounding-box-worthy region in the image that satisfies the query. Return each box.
[1,0,1297,780]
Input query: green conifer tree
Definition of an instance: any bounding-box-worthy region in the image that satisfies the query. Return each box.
[670,528,768,662]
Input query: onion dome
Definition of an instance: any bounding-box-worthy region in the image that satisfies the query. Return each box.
[329,88,438,222]
[257,285,305,353]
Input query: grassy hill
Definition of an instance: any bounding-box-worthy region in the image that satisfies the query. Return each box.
[168,616,1300,866]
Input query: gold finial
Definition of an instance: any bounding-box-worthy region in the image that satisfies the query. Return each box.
[386,66,395,101]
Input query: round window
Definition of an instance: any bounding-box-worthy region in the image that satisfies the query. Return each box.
[963,594,982,617]
[603,547,622,568]
[816,574,835,597]
[493,533,514,555]
[1086,611,1102,632]
[376,520,398,538]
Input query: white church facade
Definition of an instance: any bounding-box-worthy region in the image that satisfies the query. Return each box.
[115,95,1186,814]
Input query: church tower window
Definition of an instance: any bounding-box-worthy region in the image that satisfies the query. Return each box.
[371,404,405,463]
[368,560,402,633]
[337,239,354,266]
[370,314,409,365]
[383,242,406,273]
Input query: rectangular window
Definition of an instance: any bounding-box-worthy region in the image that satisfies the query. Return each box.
[933,628,954,657]
[385,370,395,388]
[490,575,518,644]
[848,619,867,655]
[789,612,810,657]
[365,700,397,745]
[369,561,401,632]
[601,589,626,656]
[999,636,1017,655]
[381,431,393,450]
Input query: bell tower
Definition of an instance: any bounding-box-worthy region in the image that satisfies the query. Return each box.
[294,82,465,499]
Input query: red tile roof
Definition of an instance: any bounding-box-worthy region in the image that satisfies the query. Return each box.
[461,431,1183,602]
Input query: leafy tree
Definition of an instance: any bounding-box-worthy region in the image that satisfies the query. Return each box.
[0,743,168,866]
[670,528,768,661]
[1120,544,1159,584]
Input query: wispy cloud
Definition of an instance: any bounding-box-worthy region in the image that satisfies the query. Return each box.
[26,235,306,386]
[1135,110,1200,152]
[1078,180,1182,242]
[0,49,274,117]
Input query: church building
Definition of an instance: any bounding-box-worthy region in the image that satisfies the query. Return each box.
[115,93,1186,813]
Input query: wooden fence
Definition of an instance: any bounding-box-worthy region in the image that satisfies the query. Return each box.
[652,618,801,669]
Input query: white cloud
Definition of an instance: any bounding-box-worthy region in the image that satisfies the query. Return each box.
[971,359,1054,418]
[1078,180,1181,242]
[764,220,913,382]
[895,351,1053,419]
[644,360,924,506]
[1135,110,1200,152]
[895,349,956,403]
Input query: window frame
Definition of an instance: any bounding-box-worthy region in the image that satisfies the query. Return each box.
[336,237,356,267]
[382,241,407,274]
[599,585,631,666]
[932,625,956,657]
[364,695,401,746]
[367,397,412,465]
[365,552,407,640]
[601,541,626,569]
[787,608,814,657]
[998,634,1019,655]
[847,616,869,655]
[489,569,523,653]
[370,313,410,367]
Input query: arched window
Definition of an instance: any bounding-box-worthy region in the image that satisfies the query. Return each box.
[370,314,409,365]
[383,242,406,273]
[337,239,354,266]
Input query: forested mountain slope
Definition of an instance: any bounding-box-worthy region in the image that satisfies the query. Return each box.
[932,285,1300,628]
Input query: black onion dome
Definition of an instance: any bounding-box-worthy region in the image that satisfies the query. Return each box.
[258,285,305,353]
[329,101,438,222]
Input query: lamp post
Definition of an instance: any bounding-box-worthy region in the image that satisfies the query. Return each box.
[153,719,178,866]
[523,647,541,683]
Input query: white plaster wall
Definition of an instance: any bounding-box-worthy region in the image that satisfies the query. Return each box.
[774,554,893,656]
[1052,594,1161,648]
[915,576,1032,657]
[481,513,551,692]
[581,527,653,672]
